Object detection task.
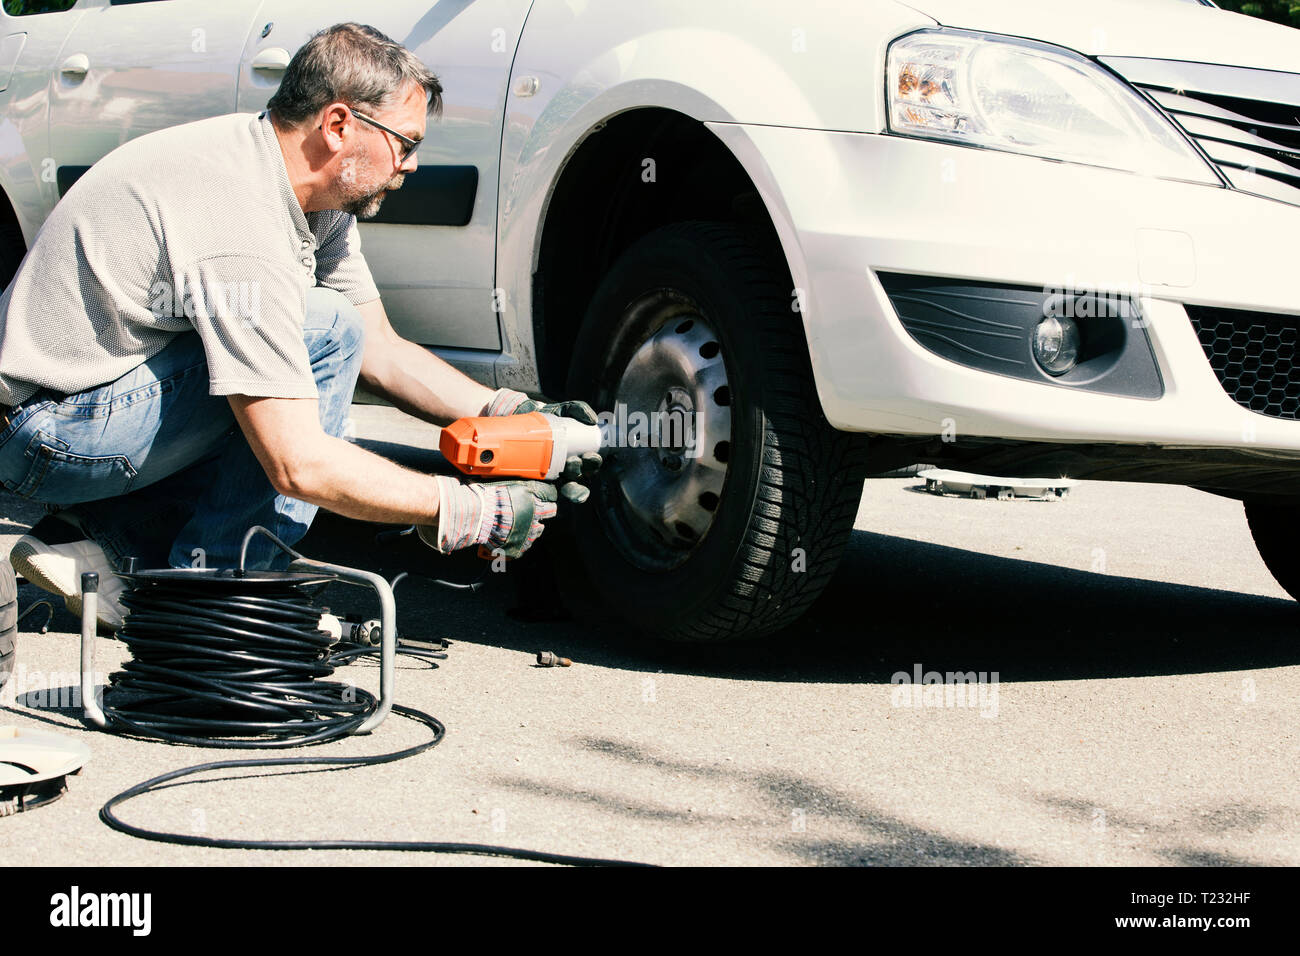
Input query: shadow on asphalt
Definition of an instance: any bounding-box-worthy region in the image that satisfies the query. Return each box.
[1029,790,1276,867]
[491,735,1032,866]
[297,511,1300,685]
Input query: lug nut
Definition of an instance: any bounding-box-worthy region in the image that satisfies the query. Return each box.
[536,651,572,667]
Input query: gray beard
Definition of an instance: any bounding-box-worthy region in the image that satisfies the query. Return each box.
[343,188,387,220]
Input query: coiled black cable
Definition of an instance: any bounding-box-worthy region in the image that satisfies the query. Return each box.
[108,577,372,747]
[96,572,653,866]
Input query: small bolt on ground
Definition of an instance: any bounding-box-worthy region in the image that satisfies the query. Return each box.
[536,651,572,667]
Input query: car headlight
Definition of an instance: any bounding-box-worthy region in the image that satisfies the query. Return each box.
[886,29,1218,183]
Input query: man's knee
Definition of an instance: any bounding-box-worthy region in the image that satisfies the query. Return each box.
[304,287,366,365]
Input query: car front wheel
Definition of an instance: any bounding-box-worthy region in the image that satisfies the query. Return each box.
[562,222,867,643]
[1245,497,1300,600]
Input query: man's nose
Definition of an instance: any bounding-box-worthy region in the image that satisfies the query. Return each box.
[400,150,419,174]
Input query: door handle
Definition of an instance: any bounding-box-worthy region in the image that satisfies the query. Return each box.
[59,53,89,79]
[251,47,290,72]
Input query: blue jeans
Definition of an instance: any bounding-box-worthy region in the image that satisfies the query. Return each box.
[0,288,365,570]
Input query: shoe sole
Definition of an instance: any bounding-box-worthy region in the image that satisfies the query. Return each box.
[10,536,121,630]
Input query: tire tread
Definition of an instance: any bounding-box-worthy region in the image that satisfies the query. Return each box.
[646,222,867,642]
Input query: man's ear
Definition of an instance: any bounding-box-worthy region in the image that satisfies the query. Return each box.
[318,103,352,154]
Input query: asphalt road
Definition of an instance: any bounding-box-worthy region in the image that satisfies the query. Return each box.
[1,406,1297,866]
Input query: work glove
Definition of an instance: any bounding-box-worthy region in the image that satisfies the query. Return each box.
[420,474,559,559]
[484,387,604,503]
[484,387,599,426]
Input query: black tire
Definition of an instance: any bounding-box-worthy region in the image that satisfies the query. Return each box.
[0,559,17,695]
[561,222,867,643]
[1245,498,1300,599]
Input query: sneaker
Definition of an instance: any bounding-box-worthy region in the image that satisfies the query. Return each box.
[9,515,127,631]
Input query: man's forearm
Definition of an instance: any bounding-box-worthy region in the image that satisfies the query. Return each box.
[361,337,496,426]
[289,433,446,524]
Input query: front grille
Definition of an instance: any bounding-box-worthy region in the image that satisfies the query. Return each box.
[1146,87,1300,205]
[1186,305,1300,419]
[1103,57,1300,207]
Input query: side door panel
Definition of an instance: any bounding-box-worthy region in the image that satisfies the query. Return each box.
[236,1,530,355]
[47,0,265,202]
[0,0,89,240]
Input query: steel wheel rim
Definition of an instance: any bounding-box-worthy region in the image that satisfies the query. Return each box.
[601,303,734,571]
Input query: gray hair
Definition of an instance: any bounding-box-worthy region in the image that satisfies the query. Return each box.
[267,22,443,127]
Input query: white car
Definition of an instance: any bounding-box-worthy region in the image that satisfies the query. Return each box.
[1,0,1298,643]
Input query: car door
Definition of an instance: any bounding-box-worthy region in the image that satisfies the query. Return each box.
[235,1,531,368]
[47,0,264,209]
[0,0,91,247]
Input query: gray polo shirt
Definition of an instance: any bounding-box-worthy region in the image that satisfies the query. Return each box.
[0,111,380,406]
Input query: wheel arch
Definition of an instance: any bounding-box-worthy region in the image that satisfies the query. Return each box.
[528,106,814,409]
[0,179,24,234]
[0,176,30,289]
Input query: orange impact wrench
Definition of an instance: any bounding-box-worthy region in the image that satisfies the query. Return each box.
[439,411,605,481]
[439,411,606,559]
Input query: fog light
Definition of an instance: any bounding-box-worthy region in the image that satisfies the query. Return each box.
[1033,316,1080,375]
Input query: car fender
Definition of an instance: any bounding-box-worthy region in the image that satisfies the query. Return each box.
[494,0,934,391]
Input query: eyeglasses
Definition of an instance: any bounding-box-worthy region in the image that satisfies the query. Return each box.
[348,107,422,162]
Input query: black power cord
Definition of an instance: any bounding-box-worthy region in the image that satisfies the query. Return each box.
[94,569,653,867]
[105,576,373,746]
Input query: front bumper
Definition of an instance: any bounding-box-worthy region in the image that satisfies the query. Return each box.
[707,122,1300,455]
